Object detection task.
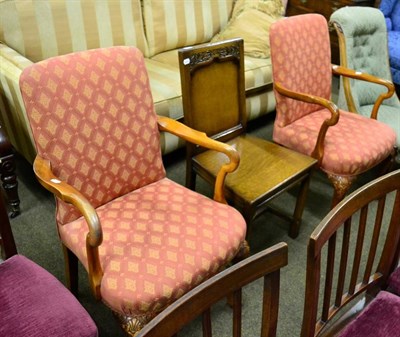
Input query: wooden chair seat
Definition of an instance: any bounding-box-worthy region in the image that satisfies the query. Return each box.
[193,134,316,237]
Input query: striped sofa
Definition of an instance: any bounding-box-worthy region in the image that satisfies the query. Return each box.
[0,0,285,163]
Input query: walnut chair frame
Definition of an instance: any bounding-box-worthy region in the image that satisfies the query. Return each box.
[301,169,400,337]
[136,242,288,337]
[179,38,317,239]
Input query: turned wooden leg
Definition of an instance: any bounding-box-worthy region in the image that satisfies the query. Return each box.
[289,174,312,239]
[0,127,20,218]
[327,173,356,208]
[62,244,79,294]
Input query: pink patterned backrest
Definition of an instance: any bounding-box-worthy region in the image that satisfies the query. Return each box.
[20,47,166,224]
[270,14,332,127]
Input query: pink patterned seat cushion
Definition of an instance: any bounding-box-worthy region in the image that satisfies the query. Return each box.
[58,177,246,317]
[273,109,396,176]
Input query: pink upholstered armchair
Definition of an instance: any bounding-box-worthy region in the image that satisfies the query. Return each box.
[19,46,248,336]
[269,14,397,207]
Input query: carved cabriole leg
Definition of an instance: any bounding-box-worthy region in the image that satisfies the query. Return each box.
[113,311,154,337]
[232,239,250,264]
[381,145,399,172]
[327,173,357,208]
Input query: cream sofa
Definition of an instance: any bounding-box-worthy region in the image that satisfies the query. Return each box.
[0,0,286,163]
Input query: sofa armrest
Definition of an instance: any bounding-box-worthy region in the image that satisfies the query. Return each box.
[0,43,36,163]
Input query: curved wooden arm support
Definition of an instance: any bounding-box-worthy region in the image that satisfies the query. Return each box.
[274,82,339,165]
[157,116,240,204]
[33,155,103,299]
[332,65,395,119]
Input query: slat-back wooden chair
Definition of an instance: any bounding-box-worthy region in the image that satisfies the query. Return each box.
[301,169,400,337]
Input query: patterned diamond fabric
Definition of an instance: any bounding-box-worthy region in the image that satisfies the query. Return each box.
[270,14,396,176]
[270,14,333,128]
[20,46,166,224]
[19,46,247,320]
[273,109,396,176]
[59,177,246,316]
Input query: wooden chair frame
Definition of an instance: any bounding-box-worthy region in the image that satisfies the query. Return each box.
[301,169,400,337]
[179,38,317,238]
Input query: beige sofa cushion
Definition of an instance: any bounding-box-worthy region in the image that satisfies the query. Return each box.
[0,0,149,62]
[211,0,284,58]
[142,0,234,57]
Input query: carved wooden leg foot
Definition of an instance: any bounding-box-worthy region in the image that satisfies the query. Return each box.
[232,240,250,264]
[113,311,153,337]
[327,173,356,208]
[382,145,398,172]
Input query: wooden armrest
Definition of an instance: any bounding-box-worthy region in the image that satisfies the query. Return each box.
[274,82,339,165]
[332,65,395,119]
[157,116,240,204]
[33,155,103,298]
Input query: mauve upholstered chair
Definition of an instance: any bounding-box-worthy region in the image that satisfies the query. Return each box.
[301,169,400,337]
[269,14,397,208]
[18,46,248,336]
[0,191,98,337]
[330,6,400,150]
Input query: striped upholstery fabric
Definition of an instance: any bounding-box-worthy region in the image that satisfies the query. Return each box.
[0,45,36,163]
[1,0,279,161]
[142,0,234,57]
[0,0,149,61]
[149,49,275,121]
